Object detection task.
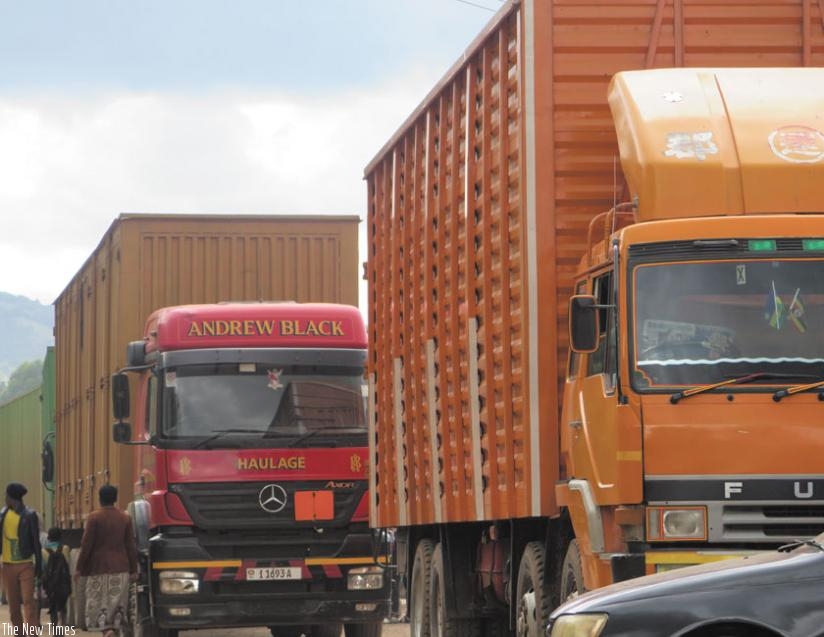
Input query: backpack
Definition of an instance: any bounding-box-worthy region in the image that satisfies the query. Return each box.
[43,546,72,598]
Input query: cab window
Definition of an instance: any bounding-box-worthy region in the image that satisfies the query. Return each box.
[567,280,587,379]
[587,272,616,392]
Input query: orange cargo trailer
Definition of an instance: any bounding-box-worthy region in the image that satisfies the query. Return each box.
[54,213,359,532]
[365,1,824,636]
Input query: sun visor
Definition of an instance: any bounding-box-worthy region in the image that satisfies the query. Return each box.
[609,68,824,221]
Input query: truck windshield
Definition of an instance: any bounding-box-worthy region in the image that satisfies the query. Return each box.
[159,362,367,447]
[632,258,824,388]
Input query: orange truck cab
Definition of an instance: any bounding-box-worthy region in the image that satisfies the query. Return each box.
[112,302,390,637]
[560,67,824,589]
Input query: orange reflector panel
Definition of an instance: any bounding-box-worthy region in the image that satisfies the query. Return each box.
[295,490,335,521]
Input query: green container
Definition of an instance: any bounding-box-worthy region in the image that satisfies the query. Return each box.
[0,384,47,526]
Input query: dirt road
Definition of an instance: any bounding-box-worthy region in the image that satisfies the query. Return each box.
[0,601,410,637]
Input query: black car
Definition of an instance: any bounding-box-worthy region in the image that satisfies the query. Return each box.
[547,535,824,637]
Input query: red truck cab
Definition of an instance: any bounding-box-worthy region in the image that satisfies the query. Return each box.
[112,302,390,637]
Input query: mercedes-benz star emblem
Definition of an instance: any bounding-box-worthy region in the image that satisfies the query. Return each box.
[258,484,288,513]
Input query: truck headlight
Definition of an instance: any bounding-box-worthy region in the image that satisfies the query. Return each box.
[549,614,608,637]
[347,566,384,590]
[647,506,707,541]
[159,571,200,595]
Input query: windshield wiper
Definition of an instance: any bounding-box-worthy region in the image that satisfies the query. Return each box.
[670,373,804,404]
[285,426,365,448]
[773,379,824,402]
[777,539,824,553]
[194,428,264,449]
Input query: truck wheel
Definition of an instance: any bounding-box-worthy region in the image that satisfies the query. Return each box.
[313,623,343,637]
[559,540,585,603]
[344,622,383,637]
[515,542,552,637]
[429,543,480,637]
[411,539,435,637]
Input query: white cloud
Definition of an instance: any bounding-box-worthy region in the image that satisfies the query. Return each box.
[0,69,438,306]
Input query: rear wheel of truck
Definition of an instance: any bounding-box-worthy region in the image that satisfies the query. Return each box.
[559,539,585,603]
[429,543,480,637]
[344,622,383,637]
[515,542,552,637]
[411,538,435,637]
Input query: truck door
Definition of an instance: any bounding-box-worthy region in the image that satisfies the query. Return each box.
[570,271,623,502]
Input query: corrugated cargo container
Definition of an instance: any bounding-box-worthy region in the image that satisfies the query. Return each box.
[54,213,359,528]
[0,387,49,523]
[365,0,824,528]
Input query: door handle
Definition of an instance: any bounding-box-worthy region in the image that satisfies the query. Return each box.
[568,420,583,430]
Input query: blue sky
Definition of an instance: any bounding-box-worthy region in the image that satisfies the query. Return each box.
[0,1,502,305]
[0,1,496,92]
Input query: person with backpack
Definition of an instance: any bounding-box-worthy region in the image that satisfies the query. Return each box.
[42,527,71,627]
[0,482,42,633]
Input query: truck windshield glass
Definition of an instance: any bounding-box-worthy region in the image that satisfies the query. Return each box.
[160,362,367,446]
[632,258,824,388]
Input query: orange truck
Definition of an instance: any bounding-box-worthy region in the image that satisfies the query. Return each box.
[364,2,824,636]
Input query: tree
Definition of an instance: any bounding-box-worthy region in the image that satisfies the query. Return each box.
[0,359,43,404]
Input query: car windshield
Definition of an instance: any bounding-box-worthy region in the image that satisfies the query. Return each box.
[159,362,367,447]
[632,258,824,388]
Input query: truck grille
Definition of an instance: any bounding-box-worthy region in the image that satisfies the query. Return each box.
[717,503,824,543]
[171,481,367,531]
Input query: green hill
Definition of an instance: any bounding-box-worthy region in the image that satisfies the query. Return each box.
[0,292,53,382]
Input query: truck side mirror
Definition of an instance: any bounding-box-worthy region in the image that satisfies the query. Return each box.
[41,438,55,484]
[112,372,133,444]
[112,372,131,420]
[569,295,600,353]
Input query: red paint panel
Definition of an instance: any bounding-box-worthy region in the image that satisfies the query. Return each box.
[147,303,367,352]
[164,448,368,482]
[323,565,343,579]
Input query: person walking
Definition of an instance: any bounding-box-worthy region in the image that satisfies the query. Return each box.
[75,485,138,637]
[42,527,72,627]
[0,482,43,633]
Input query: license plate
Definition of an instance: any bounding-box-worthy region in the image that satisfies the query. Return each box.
[246,567,303,581]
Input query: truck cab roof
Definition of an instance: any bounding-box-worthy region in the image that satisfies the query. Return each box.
[610,67,824,221]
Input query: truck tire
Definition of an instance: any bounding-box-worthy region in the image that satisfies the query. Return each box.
[344,622,383,637]
[515,542,552,637]
[411,539,435,637]
[559,540,585,603]
[429,543,481,637]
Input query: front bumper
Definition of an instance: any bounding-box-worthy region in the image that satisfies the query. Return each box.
[149,531,391,629]
[643,549,760,575]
